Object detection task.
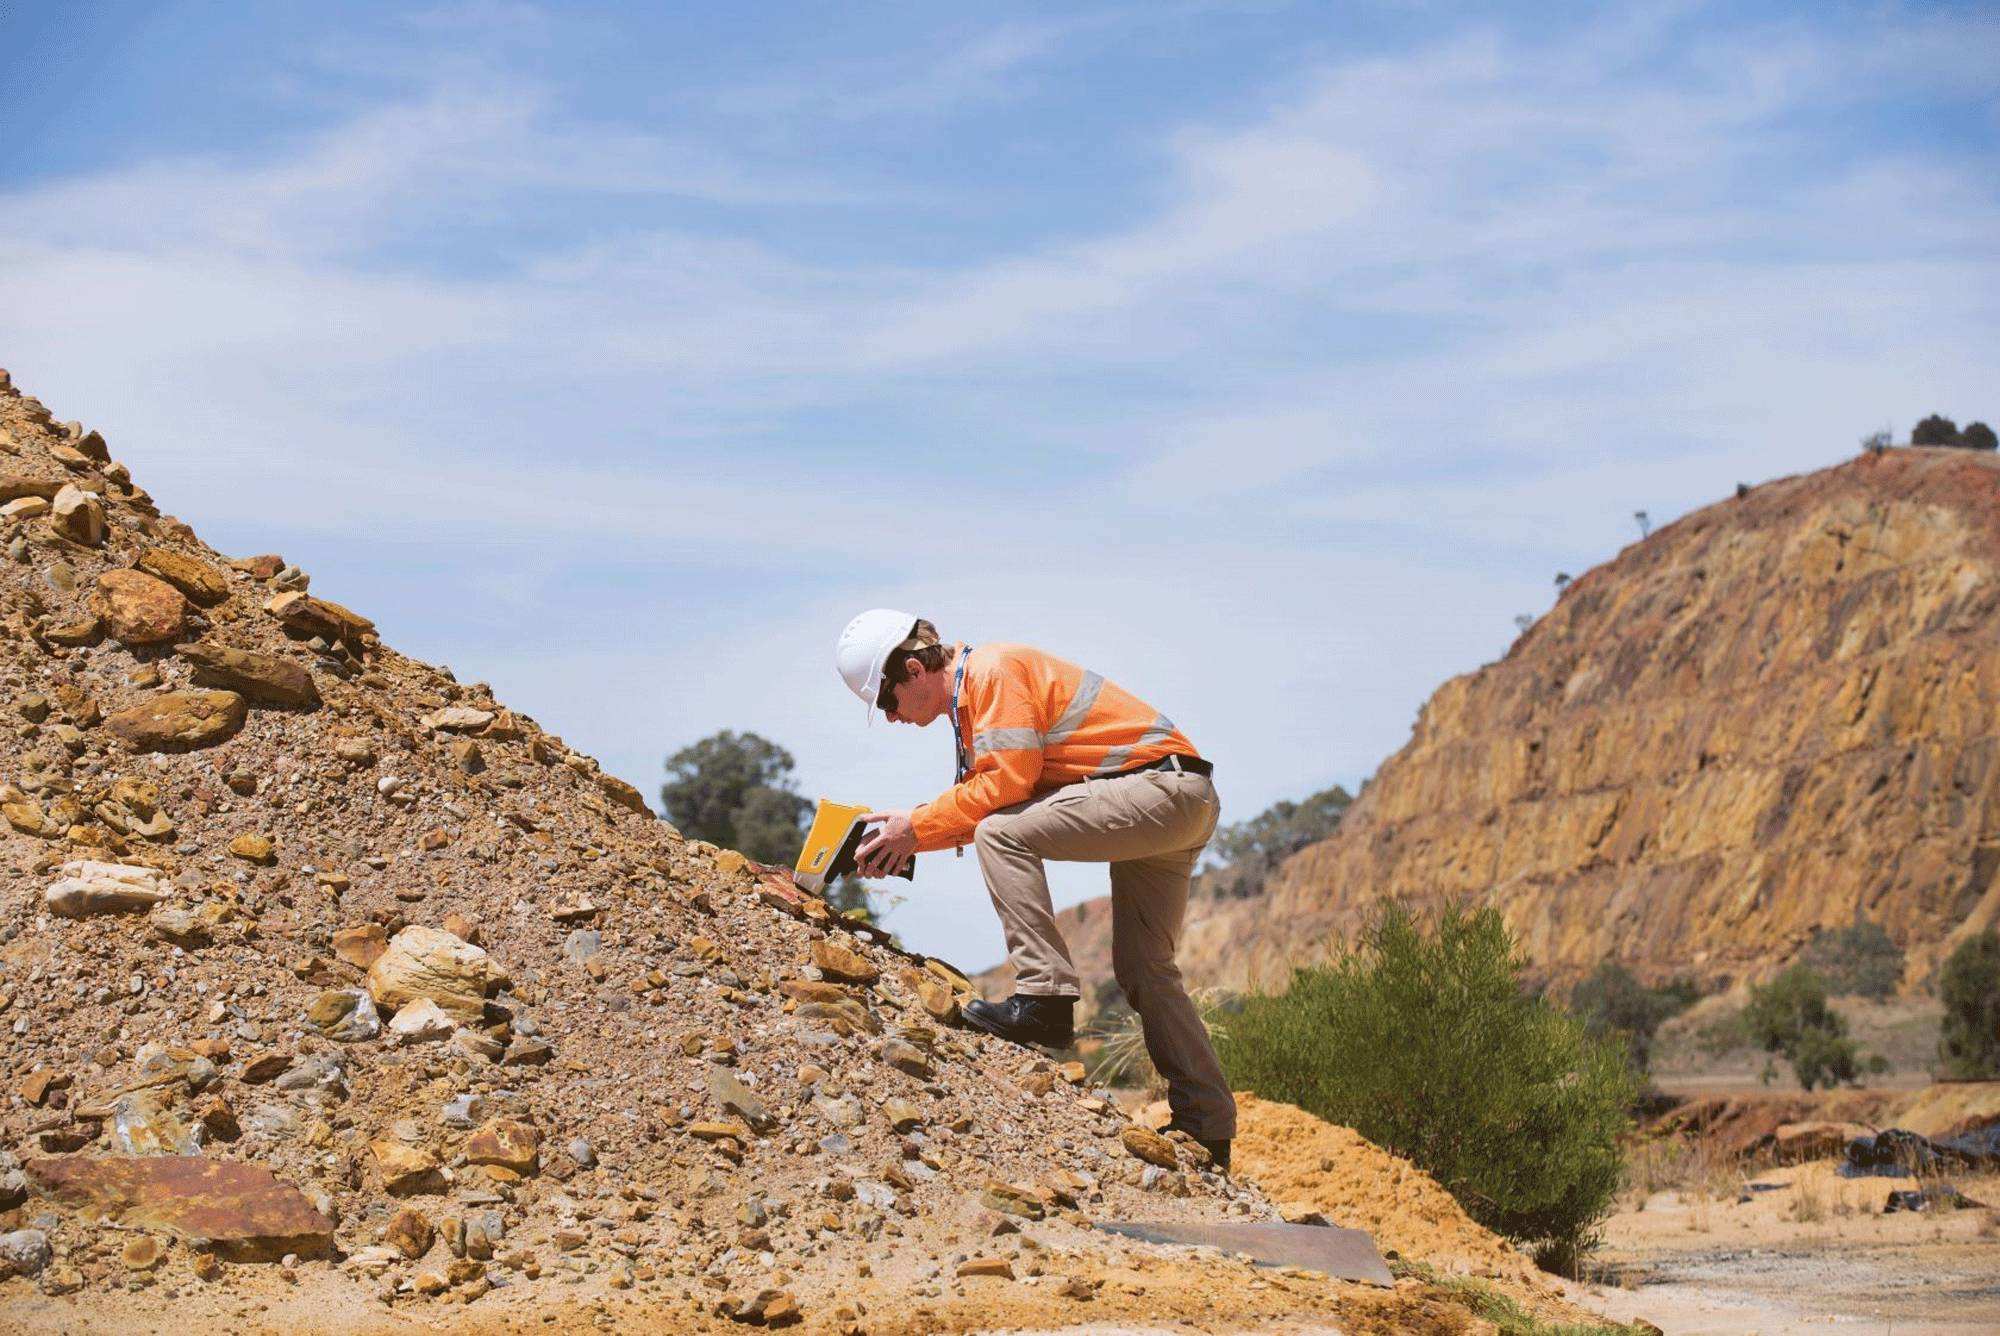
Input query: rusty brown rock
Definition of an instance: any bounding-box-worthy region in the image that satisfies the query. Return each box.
[231,553,285,580]
[597,772,652,816]
[956,1256,1014,1279]
[0,475,61,503]
[105,690,246,753]
[135,548,229,605]
[809,938,879,985]
[229,832,275,864]
[25,1155,336,1260]
[779,979,851,1005]
[463,1119,539,1174]
[264,590,374,642]
[1120,1125,1180,1169]
[177,643,319,709]
[370,1138,440,1194]
[90,569,188,645]
[386,1207,434,1259]
[331,923,389,970]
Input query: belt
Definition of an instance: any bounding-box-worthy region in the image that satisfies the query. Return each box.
[1118,753,1213,779]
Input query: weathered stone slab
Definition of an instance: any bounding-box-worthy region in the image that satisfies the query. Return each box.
[105,690,246,752]
[26,1155,335,1261]
[135,547,229,605]
[45,860,167,917]
[177,643,319,709]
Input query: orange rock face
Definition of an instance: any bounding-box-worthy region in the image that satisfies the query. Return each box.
[25,1155,335,1260]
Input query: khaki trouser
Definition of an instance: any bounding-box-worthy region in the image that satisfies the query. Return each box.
[973,768,1235,1141]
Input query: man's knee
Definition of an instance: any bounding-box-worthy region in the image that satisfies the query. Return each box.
[973,811,1024,854]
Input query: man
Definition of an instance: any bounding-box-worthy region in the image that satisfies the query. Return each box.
[833,609,1236,1167]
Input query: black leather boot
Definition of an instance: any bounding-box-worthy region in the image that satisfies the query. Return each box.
[962,994,1075,1049]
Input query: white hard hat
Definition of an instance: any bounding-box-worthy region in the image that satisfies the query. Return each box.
[836,608,920,720]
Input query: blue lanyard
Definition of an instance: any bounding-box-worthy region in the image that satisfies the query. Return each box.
[949,645,973,784]
[949,645,973,854]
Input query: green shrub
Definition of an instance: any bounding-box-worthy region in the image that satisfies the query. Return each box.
[1215,903,1636,1273]
[1741,965,1863,1089]
[1962,421,1998,451]
[1568,962,1700,1071]
[1938,930,2000,1079]
[1911,414,1959,446]
[1799,916,1904,999]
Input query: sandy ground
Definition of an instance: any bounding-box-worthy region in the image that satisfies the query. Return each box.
[1576,1161,2000,1334]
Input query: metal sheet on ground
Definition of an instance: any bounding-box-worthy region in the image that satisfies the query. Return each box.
[1092,1220,1395,1287]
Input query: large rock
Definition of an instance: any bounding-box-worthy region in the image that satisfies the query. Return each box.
[90,569,188,645]
[177,643,319,709]
[26,1155,335,1260]
[50,484,105,546]
[45,860,167,917]
[463,1119,539,1174]
[366,926,492,1021]
[421,706,493,733]
[810,938,880,985]
[597,772,653,815]
[264,590,373,642]
[0,475,61,503]
[135,547,229,605]
[106,690,246,752]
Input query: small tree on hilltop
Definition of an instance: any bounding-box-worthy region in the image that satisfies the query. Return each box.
[661,729,876,919]
[1911,414,1959,446]
[1961,421,1997,452]
[1741,965,1867,1090]
[1215,903,1636,1275]
[1938,930,2000,1080]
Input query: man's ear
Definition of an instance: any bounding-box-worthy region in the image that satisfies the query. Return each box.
[902,656,925,683]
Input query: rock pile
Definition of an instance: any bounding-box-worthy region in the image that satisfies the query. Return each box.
[0,376,1266,1329]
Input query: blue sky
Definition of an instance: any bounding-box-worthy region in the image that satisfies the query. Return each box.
[4,1,1997,969]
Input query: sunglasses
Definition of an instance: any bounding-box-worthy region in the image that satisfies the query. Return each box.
[876,675,901,714]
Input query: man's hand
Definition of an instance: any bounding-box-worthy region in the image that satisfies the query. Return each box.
[854,810,917,878]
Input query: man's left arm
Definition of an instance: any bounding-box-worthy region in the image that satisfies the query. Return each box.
[855,666,1045,872]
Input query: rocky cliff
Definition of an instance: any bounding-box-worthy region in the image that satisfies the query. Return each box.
[999,448,2000,1009]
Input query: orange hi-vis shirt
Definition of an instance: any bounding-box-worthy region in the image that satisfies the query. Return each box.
[909,643,1201,853]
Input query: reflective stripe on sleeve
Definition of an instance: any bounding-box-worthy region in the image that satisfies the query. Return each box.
[972,727,1044,755]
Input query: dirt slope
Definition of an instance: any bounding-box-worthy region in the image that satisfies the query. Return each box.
[1013,449,2000,1005]
[0,373,1338,1331]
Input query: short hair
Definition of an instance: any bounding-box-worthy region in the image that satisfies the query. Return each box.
[878,618,949,709]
